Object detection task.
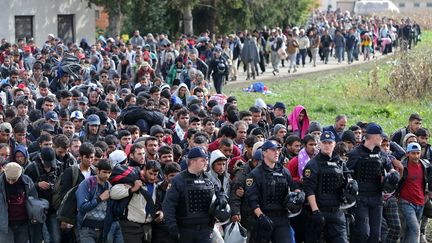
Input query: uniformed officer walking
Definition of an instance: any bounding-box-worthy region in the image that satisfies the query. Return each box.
[208,47,229,94]
[246,140,299,243]
[303,131,356,242]
[347,123,391,243]
[162,147,228,243]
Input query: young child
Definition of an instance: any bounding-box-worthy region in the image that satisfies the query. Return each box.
[362,33,372,61]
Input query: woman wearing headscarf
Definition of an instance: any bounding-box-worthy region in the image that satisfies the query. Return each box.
[287,105,310,139]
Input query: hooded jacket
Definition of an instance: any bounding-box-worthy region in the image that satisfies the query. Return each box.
[209,150,231,195]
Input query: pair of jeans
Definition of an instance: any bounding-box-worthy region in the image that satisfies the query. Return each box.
[296,49,307,66]
[335,46,344,63]
[347,48,355,63]
[399,199,424,243]
[106,221,123,243]
[79,227,103,243]
[44,213,61,243]
[351,195,383,243]
[271,51,280,72]
[287,53,296,70]
[0,222,30,242]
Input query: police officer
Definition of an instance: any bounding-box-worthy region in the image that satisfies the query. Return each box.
[208,47,229,94]
[230,148,262,234]
[347,123,392,243]
[303,131,353,243]
[162,147,227,243]
[246,140,298,243]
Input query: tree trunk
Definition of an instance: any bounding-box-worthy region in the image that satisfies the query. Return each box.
[106,2,123,37]
[207,0,216,33]
[183,4,194,35]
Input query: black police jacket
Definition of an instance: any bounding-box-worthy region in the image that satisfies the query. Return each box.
[162,170,223,230]
[347,144,392,196]
[246,161,295,213]
[303,152,348,208]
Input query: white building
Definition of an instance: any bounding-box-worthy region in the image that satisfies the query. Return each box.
[0,0,96,46]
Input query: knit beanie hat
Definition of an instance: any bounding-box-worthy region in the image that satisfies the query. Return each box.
[308,121,323,133]
[273,124,287,135]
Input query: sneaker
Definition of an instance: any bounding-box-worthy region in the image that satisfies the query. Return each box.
[420,234,427,243]
[288,69,291,73]
[272,70,276,76]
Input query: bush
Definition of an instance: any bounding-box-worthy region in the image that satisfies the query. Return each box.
[385,47,432,101]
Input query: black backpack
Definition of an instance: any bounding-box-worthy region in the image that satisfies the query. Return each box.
[52,165,80,210]
[57,175,97,225]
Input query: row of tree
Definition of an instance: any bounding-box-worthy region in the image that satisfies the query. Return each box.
[88,0,317,38]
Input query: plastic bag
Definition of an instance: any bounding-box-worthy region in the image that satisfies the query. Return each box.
[224,222,247,243]
[212,224,225,243]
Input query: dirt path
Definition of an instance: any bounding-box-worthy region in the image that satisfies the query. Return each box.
[225,51,395,89]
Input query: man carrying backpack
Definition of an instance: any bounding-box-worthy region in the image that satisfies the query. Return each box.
[25,147,61,243]
[76,159,113,243]
[57,143,96,242]
[110,160,162,243]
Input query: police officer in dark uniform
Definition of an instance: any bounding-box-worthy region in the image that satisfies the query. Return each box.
[347,123,392,243]
[303,131,355,243]
[162,147,228,243]
[246,140,298,243]
[208,47,229,94]
[230,149,262,234]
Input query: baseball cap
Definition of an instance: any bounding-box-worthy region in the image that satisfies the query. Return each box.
[78,96,89,104]
[0,122,13,133]
[45,111,59,122]
[188,147,208,159]
[252,149,263,160]
[365,123,384,135]
[407,142,421,153]
[189,115,201,123]
[214,47,222,52]
[261,140,282,151]
[109,150,128,165]
[70,110,84,120]
[274,102,286,111]
[321,131,336,142]
[40,123,55,133]
[87,114,101,126]
[4,162,23,181]
[40,147,57,168]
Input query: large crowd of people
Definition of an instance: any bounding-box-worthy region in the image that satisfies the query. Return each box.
[0,8,428,243]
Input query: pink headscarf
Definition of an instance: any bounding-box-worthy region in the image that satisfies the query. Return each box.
[288,105,310,139]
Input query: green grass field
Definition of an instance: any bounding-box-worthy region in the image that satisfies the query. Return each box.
[225,32,432,134]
